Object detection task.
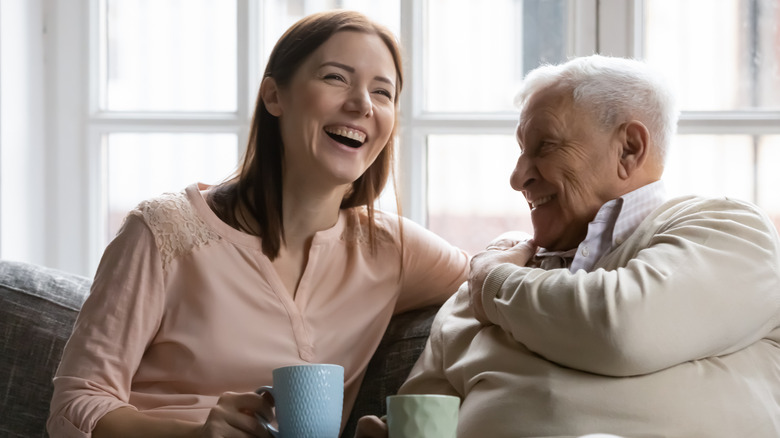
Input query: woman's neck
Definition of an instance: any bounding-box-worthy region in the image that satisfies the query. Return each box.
[280,182,347,249]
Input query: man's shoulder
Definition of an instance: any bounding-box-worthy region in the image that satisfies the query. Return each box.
[654,195,771,224]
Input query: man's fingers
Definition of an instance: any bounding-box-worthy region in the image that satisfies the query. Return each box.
[486,231,534,250]
[501,239,537,264]
[354,415,388,438]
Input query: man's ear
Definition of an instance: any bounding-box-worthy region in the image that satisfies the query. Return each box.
[260,77,282,117]
[617,120,650,180]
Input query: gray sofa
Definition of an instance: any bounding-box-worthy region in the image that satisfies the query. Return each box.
[0,259,438,438]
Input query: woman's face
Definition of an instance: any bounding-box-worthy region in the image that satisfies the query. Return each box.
[266,30,398,191]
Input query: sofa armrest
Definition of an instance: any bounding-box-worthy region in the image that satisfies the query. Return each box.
[0,260,91,438]
[341,305,440,438]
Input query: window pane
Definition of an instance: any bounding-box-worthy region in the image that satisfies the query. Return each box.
[104,0,237,111]
[424,0,569,113]
[105,133,239,242]
[644,0,780,111]
[427,135,530,255]
[261,0,400,74]
[758,135,780,231]
[664,135,755,200]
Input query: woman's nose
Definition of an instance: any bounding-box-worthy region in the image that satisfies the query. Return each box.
[345,88,373,117]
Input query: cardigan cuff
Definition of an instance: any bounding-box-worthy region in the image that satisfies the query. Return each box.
[481,263,518,324]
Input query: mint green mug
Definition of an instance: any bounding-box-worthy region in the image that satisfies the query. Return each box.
[386,394,459,438]
[256,364,344,438]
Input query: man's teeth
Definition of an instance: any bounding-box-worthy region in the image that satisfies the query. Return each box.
[531,195,553,209]
[325,127,366,144]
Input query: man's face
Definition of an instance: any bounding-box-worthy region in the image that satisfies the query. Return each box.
[510,86,624,251]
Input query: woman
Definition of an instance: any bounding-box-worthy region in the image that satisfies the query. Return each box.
[48,10,468,438]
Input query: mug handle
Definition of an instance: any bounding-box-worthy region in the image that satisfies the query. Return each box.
[255,386,280,438]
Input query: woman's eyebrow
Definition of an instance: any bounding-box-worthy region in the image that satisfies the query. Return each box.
[321,61,395,87]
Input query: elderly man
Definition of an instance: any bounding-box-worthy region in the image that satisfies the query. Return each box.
[357,55,780,437]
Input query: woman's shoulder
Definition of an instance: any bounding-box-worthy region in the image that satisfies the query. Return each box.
[124,187,221,268]
[343,207,455,250]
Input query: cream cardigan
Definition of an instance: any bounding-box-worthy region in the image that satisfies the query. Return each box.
[402,196,780,437]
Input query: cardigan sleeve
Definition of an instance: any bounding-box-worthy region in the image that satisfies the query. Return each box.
[398,290,464,398]
[48,214,167,437]
[394,216,469,314]
[481,197,780,377]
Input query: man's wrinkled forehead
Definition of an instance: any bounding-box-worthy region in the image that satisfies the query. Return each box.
[516,86,574,138]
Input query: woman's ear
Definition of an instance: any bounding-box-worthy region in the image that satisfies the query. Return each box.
[260,77,282,117]
[617,120,650,180]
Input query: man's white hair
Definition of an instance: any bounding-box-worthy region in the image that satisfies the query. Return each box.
[514,55,680,164]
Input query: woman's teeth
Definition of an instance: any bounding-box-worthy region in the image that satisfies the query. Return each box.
[325,127,366,146]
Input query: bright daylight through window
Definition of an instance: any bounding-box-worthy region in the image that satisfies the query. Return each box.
[1,0,778,276]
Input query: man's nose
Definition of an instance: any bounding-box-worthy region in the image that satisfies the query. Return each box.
[345,87,373,117]
[510,154,536,191]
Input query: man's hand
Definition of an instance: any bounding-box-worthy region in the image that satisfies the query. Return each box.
[354,415,387,438]
[469,232,537,324]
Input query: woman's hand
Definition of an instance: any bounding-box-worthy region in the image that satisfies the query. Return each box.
[354,415,388,438]
[198,391,275,438]
[468,232,536,324]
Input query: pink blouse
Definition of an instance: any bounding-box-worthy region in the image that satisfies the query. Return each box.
[48,183,469,437]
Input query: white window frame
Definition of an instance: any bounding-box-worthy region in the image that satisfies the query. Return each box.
[0,0,622,277]
[83,0,258,271]
[5,0,778,277]
[398,0,599,225]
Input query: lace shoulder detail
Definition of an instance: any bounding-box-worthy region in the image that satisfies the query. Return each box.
[128,190,221,269]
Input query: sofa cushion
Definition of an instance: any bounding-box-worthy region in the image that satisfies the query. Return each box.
[341,305,440,437]
[0,260,91,438]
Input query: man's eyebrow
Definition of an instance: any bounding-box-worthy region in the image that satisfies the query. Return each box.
[321,61,395,87]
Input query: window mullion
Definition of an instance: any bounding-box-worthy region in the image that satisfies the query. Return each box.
[571,0,598,56]
[399,0,426,225]
[238,0,254,157]
[597,0,640,57]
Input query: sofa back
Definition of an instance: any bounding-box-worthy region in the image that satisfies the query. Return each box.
[0,260,438,438]
[0,260,90,438]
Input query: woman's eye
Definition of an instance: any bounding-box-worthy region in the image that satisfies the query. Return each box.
[324,73,346,83]
[374,89,394,101]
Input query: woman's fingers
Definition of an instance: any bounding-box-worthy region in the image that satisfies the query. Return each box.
[201,391,276,438]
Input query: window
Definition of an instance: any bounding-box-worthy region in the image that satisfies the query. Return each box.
[2,0,778,276]
[92,0,400,265]
[420,0,576,255]
[642,0,780,229]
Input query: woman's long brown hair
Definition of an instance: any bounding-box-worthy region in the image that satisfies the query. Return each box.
[207,10,404,259]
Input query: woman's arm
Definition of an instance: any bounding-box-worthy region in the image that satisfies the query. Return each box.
[94,392,273,438]
[93,407,200,438]
[48,214,167,436]
[394,216,469,313]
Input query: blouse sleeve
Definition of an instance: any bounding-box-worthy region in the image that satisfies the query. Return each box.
[47,214,166,437]
[394,216,469,314]
[480,198,780,377]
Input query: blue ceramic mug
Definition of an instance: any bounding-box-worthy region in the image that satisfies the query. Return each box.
[256,364,344,438]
